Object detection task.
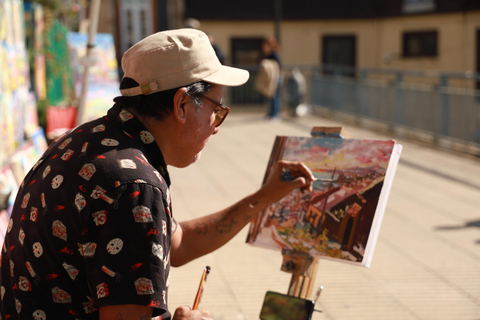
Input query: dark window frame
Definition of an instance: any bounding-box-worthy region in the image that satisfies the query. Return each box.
[230,37,264,66]
[322,35,357,77]
[229,37,265,104]
[402,30,438,58]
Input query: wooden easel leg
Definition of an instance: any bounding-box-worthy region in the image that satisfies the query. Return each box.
[305,259,320,297]
[287,258,320,299]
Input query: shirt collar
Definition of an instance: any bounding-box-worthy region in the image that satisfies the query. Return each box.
[105,103,171,186]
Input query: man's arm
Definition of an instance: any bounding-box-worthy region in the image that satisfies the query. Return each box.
[99,305,152,320]
[99,305,211,320]
[170,160,314,267]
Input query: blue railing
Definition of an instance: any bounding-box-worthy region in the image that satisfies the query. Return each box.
[230,64,480,155]
[309,66,480,154]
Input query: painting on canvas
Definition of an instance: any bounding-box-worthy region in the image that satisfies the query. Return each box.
[246,135,400,267]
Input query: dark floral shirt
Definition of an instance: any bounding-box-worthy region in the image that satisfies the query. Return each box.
[0,104,175,319]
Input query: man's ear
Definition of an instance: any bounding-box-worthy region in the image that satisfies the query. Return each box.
[172,87,189,125]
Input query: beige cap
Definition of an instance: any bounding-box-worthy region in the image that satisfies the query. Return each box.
[120,28,249,96]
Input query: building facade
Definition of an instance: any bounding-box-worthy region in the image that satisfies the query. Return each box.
[184,0,480,89]
[95,0,480,88]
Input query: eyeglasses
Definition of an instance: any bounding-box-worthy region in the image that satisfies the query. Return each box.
[197,93,230,127]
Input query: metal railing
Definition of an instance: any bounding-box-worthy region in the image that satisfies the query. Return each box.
[230,65,480,156]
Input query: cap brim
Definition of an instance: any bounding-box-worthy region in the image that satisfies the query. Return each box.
[202,65,250,87]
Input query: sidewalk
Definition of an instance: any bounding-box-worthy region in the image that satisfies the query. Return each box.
[167,108,480,320]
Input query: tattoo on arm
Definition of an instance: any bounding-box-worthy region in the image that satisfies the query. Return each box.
[212,205,239,223]
[244,214,253,221]
[193,222,208,235]
[215,218,236,233]
[191,204,251,235]
[213,205,241,233]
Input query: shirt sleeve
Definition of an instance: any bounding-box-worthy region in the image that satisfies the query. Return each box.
[81,181,173,315]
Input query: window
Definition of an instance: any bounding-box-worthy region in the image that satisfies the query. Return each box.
[231,38,264,65]
[402,31,438,57]
[118,0,153,55]
[230,37,265,104]
[322,35,356,77]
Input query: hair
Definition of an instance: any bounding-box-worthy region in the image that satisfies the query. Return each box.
[262,37,280,53]
[113,77,213,122]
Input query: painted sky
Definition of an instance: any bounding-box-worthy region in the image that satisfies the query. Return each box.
[282,137,395,171]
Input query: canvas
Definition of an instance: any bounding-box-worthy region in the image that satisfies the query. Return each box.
[246,135,402,267]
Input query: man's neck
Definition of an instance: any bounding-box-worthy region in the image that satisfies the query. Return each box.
[141,116,177,167]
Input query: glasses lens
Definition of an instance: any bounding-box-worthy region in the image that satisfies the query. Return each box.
[215,109,228,127]
[197,93,229,127]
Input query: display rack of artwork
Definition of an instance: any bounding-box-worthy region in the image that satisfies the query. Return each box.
[67,32,120,122]
[0,0,47,249]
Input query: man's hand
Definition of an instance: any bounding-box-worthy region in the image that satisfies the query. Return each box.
[260,160,315,204]
[172,306,212,320]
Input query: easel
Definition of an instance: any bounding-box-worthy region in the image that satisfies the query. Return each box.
[281,127,351,301]
[258,127,352,320]
[281,249,320,299]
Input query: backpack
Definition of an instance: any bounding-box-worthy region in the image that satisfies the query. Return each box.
[255,58,280,98]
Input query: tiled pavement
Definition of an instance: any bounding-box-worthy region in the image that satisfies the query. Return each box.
[167,108,480,320]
